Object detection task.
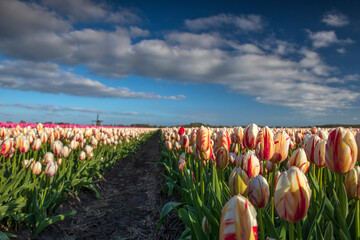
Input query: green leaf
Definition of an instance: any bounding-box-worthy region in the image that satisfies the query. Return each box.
[157,202,183,230]
[0,231,9,240]
[34,210,77,235]
[263,207,280,239]
[324,221,333,240]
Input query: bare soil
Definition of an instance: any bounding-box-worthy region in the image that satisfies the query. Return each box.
[14,131,184,240]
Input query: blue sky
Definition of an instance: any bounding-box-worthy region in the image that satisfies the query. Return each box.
[0,0,359,126]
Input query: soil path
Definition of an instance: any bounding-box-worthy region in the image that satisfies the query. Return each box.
[25,130,183,240]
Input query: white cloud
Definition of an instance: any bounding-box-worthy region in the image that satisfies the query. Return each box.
[129,26,149,38]
[322,11,349,27]
[41,0,140,24]
[0,1,358,114]
[337,47,346,54]
[0,60,185,100]
[184,14,263,32]
[307,30,354,48]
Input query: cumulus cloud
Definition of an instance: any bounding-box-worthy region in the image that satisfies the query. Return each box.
[0,0,358,114]
[307,30,354,48]
[0,60,185,100]
[185,14,263,32]
[322,11,349,27]
[41,0,140,24]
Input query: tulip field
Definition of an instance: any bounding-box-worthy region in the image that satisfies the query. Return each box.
[0,123,155,239]
[159,125,360,240]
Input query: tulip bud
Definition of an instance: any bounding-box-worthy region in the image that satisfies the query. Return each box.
[22,159,32,168]
[79,151,86,161]
[32,161,42,175]
[255,126,274,161]
[202,216,211,235]
[243,123,259,149]
[219,195,258,240]
[45,161,57,177]
[88,152,94,160]
[174,141,181,150]
[313,139,326,167]
[325,127,358,174]
[0,138,13,156]
[265,160,274,172]
[229,167,249,196]
[40,132,48,144]
[215,146,229,170]
[241,150,260,178]
[287,148,310,174]
[274,166,311,222]
[295,131,303,146]
[57,158,62,166]
[345,166,360,200]
[271,130,290,163]
[248,175,270,208]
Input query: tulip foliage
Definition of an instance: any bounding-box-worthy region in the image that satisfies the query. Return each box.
[159,125,360,240]
[0,123,155,238]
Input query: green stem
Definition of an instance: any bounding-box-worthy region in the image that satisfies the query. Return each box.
[296,221,302,240]
[258,208,264,240]
[336,173,347,219]
[319,167,323,192]
[289,222,294,240]
[356,200,360,240]
[271,163,276,223]
[200,160,204,202]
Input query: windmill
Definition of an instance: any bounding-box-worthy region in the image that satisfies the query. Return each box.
[92,114,103,126]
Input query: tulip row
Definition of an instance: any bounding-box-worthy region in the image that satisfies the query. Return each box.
[158,125,360,240]
[0,123,155,238]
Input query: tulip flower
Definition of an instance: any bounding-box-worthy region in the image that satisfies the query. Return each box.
[255,126,274,161]
[174,141,181,150]
[45,161,57,177]
[271,130,290,163]
[325,127,358,174]
[40,132,48,144]
[295,131,303,146]
[355,131,360,162]
[314,139,326,168]
[0,138,13,156]
[180,135,189,148]
[219,195,258,240]
[178,126,185,136]
[32,161,42,175]
[243,123,259,149]
[287,148,310,174]
[304,135,320,164]
[165,141,172,150]
[317,130,329,141]
[231,127,244,144]
[31,138,42,151]
[248,175,270,208]
[178,159,186,172]
[241,150,260,178]
[79,151,86,161]
[42,152,54,165]
[274,166,311,222]
[61,146,70,158]
[215,130,231,151]
[84,145,93,155]
[51,140,63,157]
[229,167,249,196]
